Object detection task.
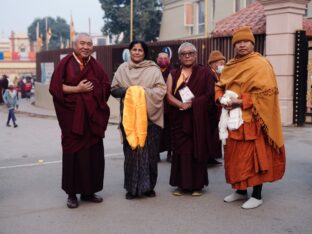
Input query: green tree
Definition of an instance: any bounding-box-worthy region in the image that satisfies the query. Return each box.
[99,0,162,43]
[28,17,70,50]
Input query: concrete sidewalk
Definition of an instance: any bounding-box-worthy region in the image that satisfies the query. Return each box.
[0,96,120,124]
[0,97,55,118]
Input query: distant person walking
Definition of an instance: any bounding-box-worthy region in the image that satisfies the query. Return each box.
[0,74,9,103]
[3,82,18,128]
[49,33,111,209]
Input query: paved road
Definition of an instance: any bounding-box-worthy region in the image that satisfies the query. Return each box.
[0,108,312,234]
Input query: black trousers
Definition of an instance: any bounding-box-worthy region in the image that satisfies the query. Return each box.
[237,184,263,199]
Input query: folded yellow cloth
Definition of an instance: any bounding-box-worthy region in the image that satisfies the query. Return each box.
[122,86,148,150]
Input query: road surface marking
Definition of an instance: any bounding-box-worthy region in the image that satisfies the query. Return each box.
[0,153,123,170]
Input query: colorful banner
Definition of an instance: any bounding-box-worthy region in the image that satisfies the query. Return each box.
[12,52,20,60]
[28,52,36,60]
[4,51,12,60]
[20,52,28,60]
[0,51,36,61]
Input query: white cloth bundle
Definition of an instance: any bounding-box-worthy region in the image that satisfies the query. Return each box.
[218,90,244,145]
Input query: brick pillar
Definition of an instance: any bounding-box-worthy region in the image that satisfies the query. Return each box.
[259,0,310,125]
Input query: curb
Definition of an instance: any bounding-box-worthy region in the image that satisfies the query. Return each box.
[15,110,119,125]
[16,110,56,119]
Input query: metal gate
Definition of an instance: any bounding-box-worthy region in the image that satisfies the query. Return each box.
[306,33,312,124]
[294,30,309,125]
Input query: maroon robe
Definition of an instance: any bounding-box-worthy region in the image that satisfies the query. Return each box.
[169,65,216,190]
[49,54,110,194]
[207,65,222,159]
[159,65,175,153]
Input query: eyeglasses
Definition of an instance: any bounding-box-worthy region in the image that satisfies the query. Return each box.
[179,51,196,57]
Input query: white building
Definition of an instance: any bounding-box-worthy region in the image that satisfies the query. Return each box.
[159,0,257,40]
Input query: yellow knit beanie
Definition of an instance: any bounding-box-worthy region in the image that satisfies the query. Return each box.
[208,50,225,64]
[232,26,255,45]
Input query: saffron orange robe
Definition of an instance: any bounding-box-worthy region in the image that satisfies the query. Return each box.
[215,52,286,190]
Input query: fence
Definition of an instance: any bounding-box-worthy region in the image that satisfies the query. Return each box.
[36,34,265,81]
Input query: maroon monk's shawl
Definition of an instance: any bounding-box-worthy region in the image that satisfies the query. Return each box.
[49,54,110,153]
[171,65,216,162]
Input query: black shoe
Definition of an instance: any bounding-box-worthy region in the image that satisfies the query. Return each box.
[207,158,222,165]
[144,190,156,197]
[125,192,137,200]
[6,123,11,127]
[14,124,18,128]
[67,195,78,209]
[166,151,172,162]
[81,194,103,203]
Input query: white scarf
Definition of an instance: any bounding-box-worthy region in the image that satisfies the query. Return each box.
[218,90,244,145]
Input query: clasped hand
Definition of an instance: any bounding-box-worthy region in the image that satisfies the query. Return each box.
[77,79,93,93]
[180,102,192,110]
[222,97,242,110]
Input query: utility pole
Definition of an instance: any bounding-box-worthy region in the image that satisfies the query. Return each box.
[88,17,91,35]
[204,0,209,38]
[45,17,48,50]
[130,0,133,42]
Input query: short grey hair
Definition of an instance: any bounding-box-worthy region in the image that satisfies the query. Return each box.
[74,33,92,44]
[178,42,197,54]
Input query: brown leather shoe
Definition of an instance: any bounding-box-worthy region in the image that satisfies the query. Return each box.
[67,196,78,209]
[81,194,103,203]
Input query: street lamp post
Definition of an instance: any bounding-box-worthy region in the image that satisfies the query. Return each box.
[130,0,133,42]
[45,17,48,50]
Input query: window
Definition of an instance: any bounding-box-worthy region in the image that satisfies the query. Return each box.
[97,38,106,46]
[246,0,256,6]
[198,0,205,34]
[235,0,256,12]
[235,0,241,12]
[184,3,194,26]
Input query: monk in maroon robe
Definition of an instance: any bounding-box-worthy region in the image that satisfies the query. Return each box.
[49,33,110,208]
[167,42,216,196]
[156,48,175,162]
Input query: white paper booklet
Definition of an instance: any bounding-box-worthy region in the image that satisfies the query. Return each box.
[179,86,194,103]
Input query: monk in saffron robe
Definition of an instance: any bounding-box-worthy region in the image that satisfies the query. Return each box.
[156,47,175,162]
[49,33,110,208]
[215,26,286,209]
[167,42,216,196]
[207,50,226,165]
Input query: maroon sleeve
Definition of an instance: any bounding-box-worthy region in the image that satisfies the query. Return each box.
[49,55,72,103]
[192,68,216,162]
